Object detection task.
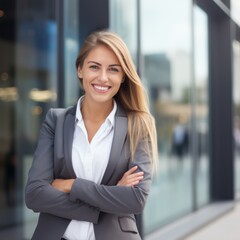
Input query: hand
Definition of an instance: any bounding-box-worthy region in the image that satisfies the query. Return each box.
[117,166,144,187]
[51,179,75,193]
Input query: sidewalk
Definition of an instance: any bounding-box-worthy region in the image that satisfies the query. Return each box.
[145,201,235,240]
[185,201,240,240]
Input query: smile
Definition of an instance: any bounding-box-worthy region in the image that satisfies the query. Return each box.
[93,84,111,92]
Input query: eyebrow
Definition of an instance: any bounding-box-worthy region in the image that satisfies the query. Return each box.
[87,61,122,67]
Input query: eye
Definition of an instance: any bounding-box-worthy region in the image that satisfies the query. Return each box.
[89,65,99,70]
[109,67,119,72]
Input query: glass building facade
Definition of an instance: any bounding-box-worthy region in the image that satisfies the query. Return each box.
[0,0,239,239]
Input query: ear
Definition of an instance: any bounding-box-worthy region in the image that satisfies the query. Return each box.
[77,66,83,79]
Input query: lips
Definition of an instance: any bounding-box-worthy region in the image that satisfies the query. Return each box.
[92,84,111,92]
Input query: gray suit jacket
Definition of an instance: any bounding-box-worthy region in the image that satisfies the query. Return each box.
[25,104,152,240]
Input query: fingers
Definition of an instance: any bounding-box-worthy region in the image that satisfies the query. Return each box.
[124,166,138,176]
[117,166,145,187]
[125,167,144,179]
[123,167,144,187]
[125,174,144,187]
[127,171,144,179]
[124,166,144,177]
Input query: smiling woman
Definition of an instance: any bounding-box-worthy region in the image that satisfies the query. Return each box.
[25,30,158,240]
[77,44,124,109]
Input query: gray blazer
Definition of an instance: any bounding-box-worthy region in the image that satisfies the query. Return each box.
[25,104,152,240]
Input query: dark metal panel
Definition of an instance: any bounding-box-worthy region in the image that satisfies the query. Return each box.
[78,0,109,43]
[56,0,65,107]
[221,0,230,8]
[196,0,230,18]
[208,13,234,201]
[236,24,240,41]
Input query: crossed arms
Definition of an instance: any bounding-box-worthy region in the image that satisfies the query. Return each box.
[25,109,152,223]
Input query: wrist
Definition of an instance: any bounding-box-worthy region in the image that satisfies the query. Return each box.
[66,179,75,193]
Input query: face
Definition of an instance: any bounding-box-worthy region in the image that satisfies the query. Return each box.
[77,44,124,106]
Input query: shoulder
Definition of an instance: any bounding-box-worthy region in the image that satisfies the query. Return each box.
[49,105,76,117]
[45,105,77,123]
[116,102,127,118]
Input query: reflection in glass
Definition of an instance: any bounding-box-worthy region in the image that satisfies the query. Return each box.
[110,0,138,64]
[0,1,18,232]
[231,0,240,26]
[194,6,210,207]
[141,0,193,233]
[233,40,240,195]
[14,1,58,238]
[64,0,80,106]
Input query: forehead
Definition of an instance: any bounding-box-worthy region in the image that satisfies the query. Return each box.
[85,44,120,64]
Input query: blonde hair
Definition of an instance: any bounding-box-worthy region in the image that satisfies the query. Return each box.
[76,31,158,170]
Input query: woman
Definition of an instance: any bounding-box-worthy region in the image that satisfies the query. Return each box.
[25,31,158,240]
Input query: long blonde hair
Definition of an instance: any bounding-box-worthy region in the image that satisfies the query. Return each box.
[76,31,158,169]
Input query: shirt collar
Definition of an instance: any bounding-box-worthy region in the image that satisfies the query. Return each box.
[75,96,117,127]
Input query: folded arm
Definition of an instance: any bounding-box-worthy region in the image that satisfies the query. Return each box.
[68,139,153,215]
[25,109,99,223]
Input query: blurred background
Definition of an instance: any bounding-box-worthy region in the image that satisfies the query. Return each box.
[0,0,240,239]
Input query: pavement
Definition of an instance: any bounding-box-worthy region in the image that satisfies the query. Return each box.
[185,201,240,240]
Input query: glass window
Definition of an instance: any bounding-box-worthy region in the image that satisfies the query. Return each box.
[0,1,80,239]
[14,1,58,239]
[233,40,240,195]
[63,0,80,107]
[193,5,210,207]
[0,0,58,238]
[141,0,193,233]
[231,0,240,26]
[110,0,138,64]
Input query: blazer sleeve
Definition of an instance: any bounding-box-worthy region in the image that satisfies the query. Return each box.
[25,109,100,223]
[69,139,152,215]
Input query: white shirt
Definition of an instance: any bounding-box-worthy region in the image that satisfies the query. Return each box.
[63,97,117,240]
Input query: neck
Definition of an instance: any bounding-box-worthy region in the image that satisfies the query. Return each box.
[81,98,114,122]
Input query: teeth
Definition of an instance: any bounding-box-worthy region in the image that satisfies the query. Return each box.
[94,85,109,91]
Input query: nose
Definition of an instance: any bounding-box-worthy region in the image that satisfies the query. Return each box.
[99,69,108,82]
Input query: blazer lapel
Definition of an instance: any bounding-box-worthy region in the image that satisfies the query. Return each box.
[63,106,77,178]
[63,103,128,182]
[101,106,128,185]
